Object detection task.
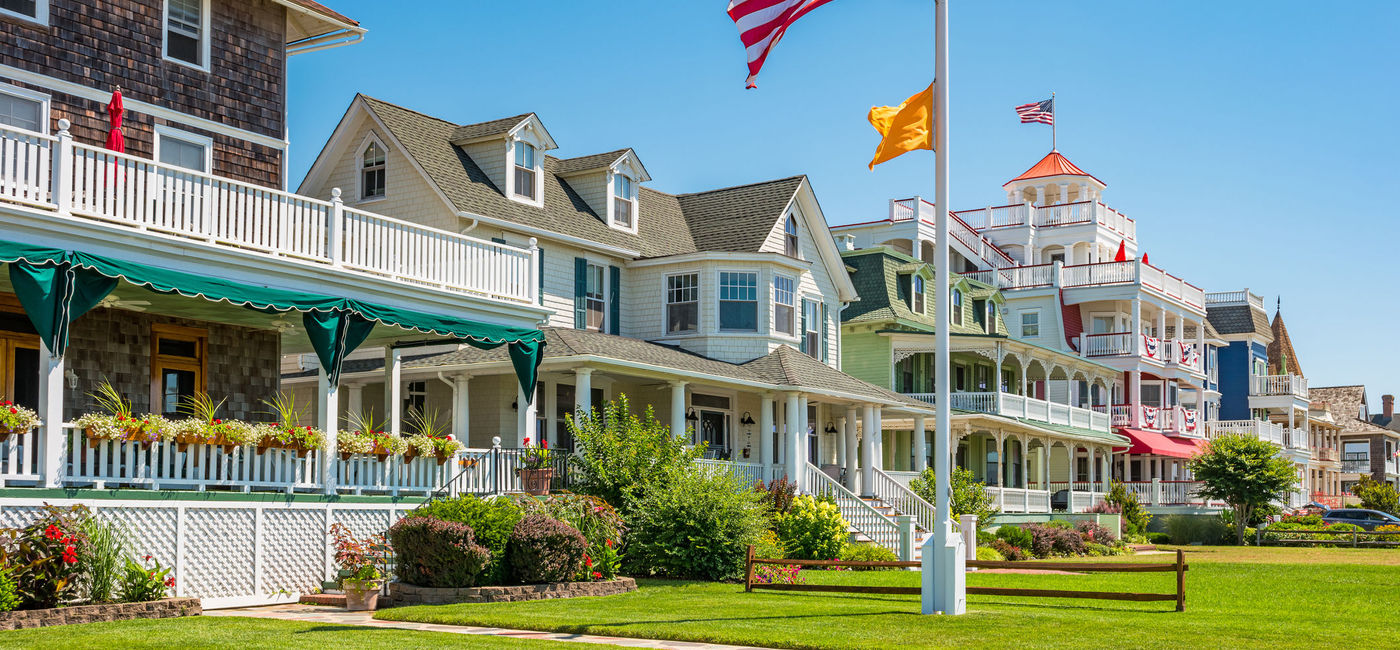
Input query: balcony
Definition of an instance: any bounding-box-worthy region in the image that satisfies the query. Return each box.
[0,123,539,306]
[981,259,1205,311]
[1081,332,1203,372]
[1207,419,1285,446]
[1342,457,1370,473]
[1205,289,1265,312]
[952,200,1136,241]
[1112,404,1201,435]
[1314,448,1337,462]
[1250,374,1309,400]
[902,390,1111,432]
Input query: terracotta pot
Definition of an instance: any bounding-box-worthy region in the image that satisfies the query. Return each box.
[520,468,553,496]
[339,452,354,462]
[402,447,418,464]
[435,452,450,466]
[342,579,382,611]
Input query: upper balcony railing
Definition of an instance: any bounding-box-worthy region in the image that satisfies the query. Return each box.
[0,122,539,305]
[890,198,1018,269]
[952,200,1136,241]
[1111,404,1201,435]
[1204,289,1265,312]
[1207,419,1286,446]
[982,259,1206,311]
[1081,332,1203,373]
[1250,374,1309,400]
[903,390,1110,432]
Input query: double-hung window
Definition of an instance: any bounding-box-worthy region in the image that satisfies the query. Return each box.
[985,301,997,334]
[719,272,757,332]
[0,87,45,133]
[585,263,606,331]
[165,0,206,68]
[773,276,795,336]
[0,0,46,24]
[513,142,536,200]
[361,141,386,199]
[911,276,925,313]
[1020,311,1040,338]
[783,215,799,257]
[803,299,820,357]
[612,175,634,228]
[666,273,698,334]
[154,126,211,173]
[950,289,963,326]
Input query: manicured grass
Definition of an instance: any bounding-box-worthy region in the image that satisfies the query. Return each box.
[377,547,1400,649]
[0,616,567,649]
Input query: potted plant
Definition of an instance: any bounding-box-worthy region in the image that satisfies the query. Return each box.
[256,393,325,457]
[329,522,388,611]
[339,409,407,461]
[518,437,553,496]
[75,381,170,448]
[403,408,462,464]
[176,393,254,453]
[0,399,40,442]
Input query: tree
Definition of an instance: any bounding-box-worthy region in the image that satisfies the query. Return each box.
[1104,481,1152,538]
[1351,476,1399,516]
[565,394,701,516]
[1188,433,1299,545]
[909,466,999,528]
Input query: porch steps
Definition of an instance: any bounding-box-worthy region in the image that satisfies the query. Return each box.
[851,496,934,562]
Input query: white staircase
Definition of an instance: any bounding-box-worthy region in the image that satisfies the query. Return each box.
[803,463,927,560]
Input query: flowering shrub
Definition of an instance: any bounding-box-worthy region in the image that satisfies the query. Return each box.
[0,400,39,434]
[388,517,491,588]
[0,504,90,609]
[1025,523,1086,557]
[592,538,622,580]
[117,554,174,603]
[775,495,848,561]
[989,539,1029,561]
[330,523,389,584]
[752,564,805,585]
[506,514,587,584]
[1075,520,1117,544]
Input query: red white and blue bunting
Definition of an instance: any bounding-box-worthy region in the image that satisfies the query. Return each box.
[1141,405,1159,429]
[1141,334,1162,360]
[1183,408,1198,433]
[1178,341,1199,368]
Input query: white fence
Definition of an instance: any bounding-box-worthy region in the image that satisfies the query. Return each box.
[910,391,1110,432]
[0,123,537,305]
[1251,374,1309,399]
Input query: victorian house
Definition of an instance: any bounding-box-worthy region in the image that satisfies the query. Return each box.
[1312,386,1400,492]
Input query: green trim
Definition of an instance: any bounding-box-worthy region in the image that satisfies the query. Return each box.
[0,487,429,505]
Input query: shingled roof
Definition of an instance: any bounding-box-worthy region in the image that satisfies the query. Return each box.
[1268,310,1303,376]
[355,96,805,259]
[1311,385,1392,435]
[1205,304,1274,341]
[839,248,998,335]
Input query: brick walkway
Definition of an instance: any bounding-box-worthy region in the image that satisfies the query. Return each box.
[207,604,764,650]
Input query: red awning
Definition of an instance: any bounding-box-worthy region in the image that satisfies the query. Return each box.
[1117,428,1200,459]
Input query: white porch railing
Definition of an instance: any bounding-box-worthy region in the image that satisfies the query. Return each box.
[919,391,1110,432]
[1207,419,1286,446]
[0,124,538,305]
[1119,479,1213,506]
[804,463,906,557]
[0,426,41,486]
[952,201,1136,240]
[1083,332,1133,357]
[1250,374,1309,400]
[64,426,320,493]
[871,467,936,533]
[695,458,771,486]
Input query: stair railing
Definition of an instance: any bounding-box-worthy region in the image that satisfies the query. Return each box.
[804,462,904,557]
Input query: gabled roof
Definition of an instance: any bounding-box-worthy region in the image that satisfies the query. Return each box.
[677,177,805,253]
[741,345,928,408]
[1311,385,1393,435]
[449,114,536,143]
[1003,151,1105,187]
[1268,310,1302,377]
[1205,304,1274,341]
[279,0,362,42]
[839,248,991,335]
[554,149,632,175]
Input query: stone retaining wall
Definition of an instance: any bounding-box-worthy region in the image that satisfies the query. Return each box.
[388,578,636,606]
[0,597,202,630]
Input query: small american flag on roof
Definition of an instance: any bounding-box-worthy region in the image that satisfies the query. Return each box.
[1015,98,1054,125]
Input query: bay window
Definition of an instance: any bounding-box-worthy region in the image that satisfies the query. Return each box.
[774,275,795,336]
[719,271,757,332]
[666,273,698,334]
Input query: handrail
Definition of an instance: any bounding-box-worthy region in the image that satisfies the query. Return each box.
[871,467,936,533]
[803,462,903,555]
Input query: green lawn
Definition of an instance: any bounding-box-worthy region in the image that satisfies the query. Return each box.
[377,546,1400,649]
[0,616,568,649]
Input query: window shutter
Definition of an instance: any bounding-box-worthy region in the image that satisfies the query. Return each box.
[537,247,545,305]
[821,302,829,363]
[799,301,808,353]
[608,265,621,335]
[574,257,587,329]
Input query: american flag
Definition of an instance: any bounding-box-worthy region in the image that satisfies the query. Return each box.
[728,0,835,88]
[1015,98,1054,125]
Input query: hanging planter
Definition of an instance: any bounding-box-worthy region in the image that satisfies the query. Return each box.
[0,400,36,443]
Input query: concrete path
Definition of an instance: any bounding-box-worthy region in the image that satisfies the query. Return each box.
[207,604,765,650]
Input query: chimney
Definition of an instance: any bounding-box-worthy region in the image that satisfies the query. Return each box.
[1384,395,1394,419]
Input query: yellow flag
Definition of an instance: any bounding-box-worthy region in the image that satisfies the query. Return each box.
[867,82,936,170]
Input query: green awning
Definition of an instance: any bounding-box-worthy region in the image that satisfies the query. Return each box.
[0,240,544,402]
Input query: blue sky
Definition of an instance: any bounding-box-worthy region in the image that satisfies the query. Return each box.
[287,1,1399,398]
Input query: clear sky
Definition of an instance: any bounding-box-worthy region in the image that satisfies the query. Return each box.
[286,1,1400,400]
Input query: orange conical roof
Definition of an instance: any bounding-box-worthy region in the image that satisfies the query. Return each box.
[1003,151,1105,187]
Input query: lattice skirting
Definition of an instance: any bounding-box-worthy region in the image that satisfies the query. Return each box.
[0,497,416,609]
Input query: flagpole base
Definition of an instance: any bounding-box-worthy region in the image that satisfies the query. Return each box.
[921,519,966,615]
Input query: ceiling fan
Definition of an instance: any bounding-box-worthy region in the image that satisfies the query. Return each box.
[97,295,151,312]
[268,313,298,334]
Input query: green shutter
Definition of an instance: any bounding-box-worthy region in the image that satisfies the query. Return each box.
[799,300,808,353]
[574,257,587,329]
[608,265,620,335]
[821,302,829,363]
[537,247,545,305]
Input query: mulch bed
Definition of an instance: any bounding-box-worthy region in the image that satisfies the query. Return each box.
[0,597,202,630]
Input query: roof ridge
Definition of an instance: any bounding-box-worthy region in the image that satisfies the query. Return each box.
[675,175,805,198]
[357,94,462,127]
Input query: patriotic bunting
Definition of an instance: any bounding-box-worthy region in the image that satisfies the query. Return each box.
[1141,334,1161,360]
[1141,405,1159,429]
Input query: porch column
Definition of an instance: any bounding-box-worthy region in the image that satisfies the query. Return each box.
[1066,446,1077,505]
[1087,446,1097,492]
[835,415,847,469]
[861,403,877,495]
[798,395,810,467]
[670,380,688,440]
[873,407,884,470]
[345,383,364,422]
[37,343,64,488]
[385,347,403,436]
[914,415,928,473]
[844,406,859,491]
[316,369,340,495]
[1129,370,1142,427]
[451,375,471,443]
[575,368,594,420]
[760,393,775,471]
[1156,310,1167,345]
[1174,313,1184,345]
[1041,443,1051,492]
[785,392,802,489]
[994,430,1005,488]
[1131,298,1142,355]
[1021,440,1030,489]
[516,382,535,447]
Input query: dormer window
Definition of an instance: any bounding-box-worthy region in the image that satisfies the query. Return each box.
[951,288,963,326]
[784,215,799,257]
[612,175,634,228]
[513,142,536,200]
[986,300,997,334]
[911,276,925,313]
[360,140,385,200]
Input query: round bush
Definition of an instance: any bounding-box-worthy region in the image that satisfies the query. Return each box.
[388,517,491,588]
[838,541,898,570]
[626,467,768,581]
[409,495,522,585]
[976,546,1005,562]
[1025,523,1085,557]
[506,514,587,584]
[1075,520,1117,544]
[995,524,1034,550]
[775,496,848,560]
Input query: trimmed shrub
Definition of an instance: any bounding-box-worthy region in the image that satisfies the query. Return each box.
[976,546,1005,562]
[410,495,522,585]
[1146,532,1172,545]
[775,496,848,560]
[1075,520,1117,544]
[1164,514,1232,545]
[388,517,491,588]
[506,514,587,584]
[838,542,897,569]
[995,525,1033,550]
[626,467,769,581]
[1026,523,1085,557]
[989,539,1028,561]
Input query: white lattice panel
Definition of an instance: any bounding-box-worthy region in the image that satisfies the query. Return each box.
[0,505,42,529]
[333,508,394,541]
[184,508,256,599]
[262,509,324,595]
[104,507,179,574]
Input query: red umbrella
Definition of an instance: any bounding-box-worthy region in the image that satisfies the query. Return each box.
[1113,239,1127,262]
[1142,253,1150,266]
[105,87,124,152]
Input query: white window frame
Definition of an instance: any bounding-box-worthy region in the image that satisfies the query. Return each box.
[1020,310,1041,339]
[783,214,800,258]
[773,274,796,337]
[507,138,544,207]
[911,275,925,314]
[355,133,387,203]
[985,300,998,335]
[717,270,759,333]
[950,288,964,326]
[0,84,50,135]
[162,0,212,72]
[0,0,47,27]
[802,297,820,358]
[664,272,699,335]
[609,172,638,233]
[585,262,607,332]
[153,124,213,173]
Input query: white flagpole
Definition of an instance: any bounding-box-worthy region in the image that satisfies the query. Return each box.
[1051,91,1056,151]
[922,0,967,617]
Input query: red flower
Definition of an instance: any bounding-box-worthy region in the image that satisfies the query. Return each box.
[165,577,176,588]
[62,545,77,564]
[591,571,602,580]
[523,437,530,446]
[542,439,548,449]
[7,407,15,414]
[44,524,62,540]
[584,555,592,568]
[117,414,126,421]
[214,419,222,424]
[145,554,153,561]
[605,539,612,548]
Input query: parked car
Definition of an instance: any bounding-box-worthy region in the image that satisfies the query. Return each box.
[1320,509,1400,531]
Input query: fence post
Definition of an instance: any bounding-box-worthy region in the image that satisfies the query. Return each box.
[959,514,978,566]
[897,514,916,562]
[528,237,540,305]
[745,544,755,592]
[1353,531,1358,548]
[52,119,73,215]
[1151,477,1161,506]
[490,436,503,495]
[328,188,345,267]
[1175,549,1185,612]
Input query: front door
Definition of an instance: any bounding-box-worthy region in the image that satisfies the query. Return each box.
[699,410,727,457]
[0,307,40,411]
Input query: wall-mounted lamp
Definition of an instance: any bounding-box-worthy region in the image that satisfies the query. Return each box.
[510,400,517,412]
[740,412,756,426]
[824,420,838,434]
[65,369,79,390]
[685,407,698,422]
